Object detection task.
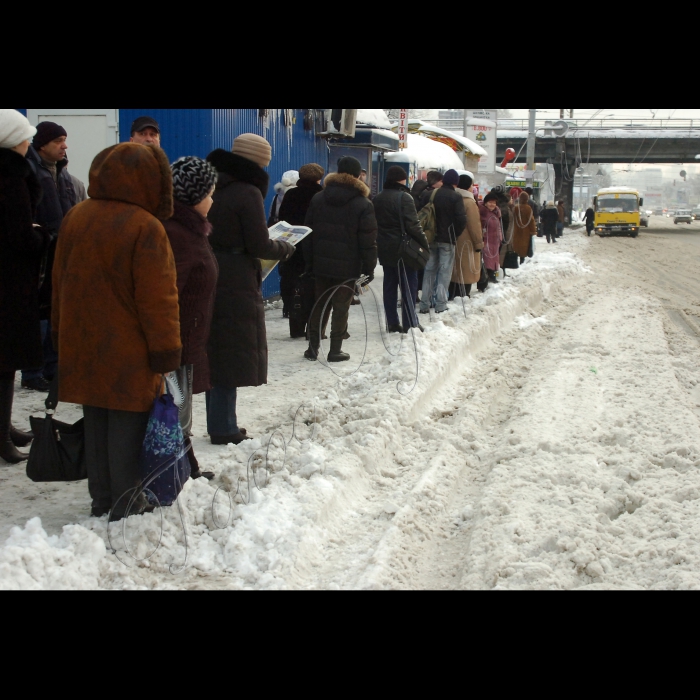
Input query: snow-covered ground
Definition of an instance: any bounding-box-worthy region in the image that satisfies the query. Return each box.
[2,222,700,590]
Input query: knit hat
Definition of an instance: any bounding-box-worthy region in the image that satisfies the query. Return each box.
[443,169,459,186]
[33,121,67,152]
[299,163,324,181]
[385,165,408,185]
[232,133,272,168]
[458,174,473,190]
[337,156,362,178]
[0,109,36,149]
[171,156,218,206]
[484,192,499,204]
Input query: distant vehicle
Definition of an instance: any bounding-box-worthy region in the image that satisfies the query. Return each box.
[674,210,693,225]
[667,210,676,218]
[594,187,642,237]
[692,207,700,220]
[653,208,664,216]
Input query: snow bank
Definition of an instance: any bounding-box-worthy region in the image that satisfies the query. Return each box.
[385,133,464,172]
[0,243,589,590]
[356,109,392,129]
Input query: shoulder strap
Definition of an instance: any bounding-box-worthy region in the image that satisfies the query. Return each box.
[430,188,438,203]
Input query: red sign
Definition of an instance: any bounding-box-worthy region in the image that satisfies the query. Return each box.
[398,109,409,150]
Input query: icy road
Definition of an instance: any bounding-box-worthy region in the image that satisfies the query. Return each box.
[2,217,700,590]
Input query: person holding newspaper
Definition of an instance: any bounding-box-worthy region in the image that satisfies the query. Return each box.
[206,134,294,446]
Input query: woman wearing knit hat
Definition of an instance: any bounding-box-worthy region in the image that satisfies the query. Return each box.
[373,165,429,333]
[0,110,51,463]
[205,135,295,445]
[162,156,219,479]
[278,163,325,338]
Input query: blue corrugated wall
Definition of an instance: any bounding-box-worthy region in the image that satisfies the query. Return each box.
[119,109,328,299]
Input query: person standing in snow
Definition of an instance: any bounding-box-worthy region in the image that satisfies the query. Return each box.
[541,202,559,244]
[557,200,567,238]
[417,171,444,211]
[584,204,595,236]
[0,110,50,464]
[268,170,299,227]
[513,191,537,264]
[22,121,79,393]
[303,155,377,362]
[278,163,325,338]
[450,174,483,299]
[374,165,428,333]
[162,157,219,481]
[52,142,183,520]
[419,169,466,314]
[480,192,504,285]
[206,135,295,445]
[411,178,429,207]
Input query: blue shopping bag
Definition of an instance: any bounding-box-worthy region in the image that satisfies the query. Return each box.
[139,381,191,507]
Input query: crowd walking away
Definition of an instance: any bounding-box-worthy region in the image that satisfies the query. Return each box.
[0,107,564,523]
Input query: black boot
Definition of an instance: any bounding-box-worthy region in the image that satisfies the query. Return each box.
[487,270,499,284]
[10,426,34,447]
[304,345,319,361]
[327,340,350,363]
[387,324,403,334]
[0,376,28,464]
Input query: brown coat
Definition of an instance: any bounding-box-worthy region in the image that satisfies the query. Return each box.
[452,189,483,285]
[52,143,182,412]
[512,192,537,257]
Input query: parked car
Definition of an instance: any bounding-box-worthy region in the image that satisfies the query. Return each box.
[653,208,664,216]
[692,207,700,220]
[674,210,693,225]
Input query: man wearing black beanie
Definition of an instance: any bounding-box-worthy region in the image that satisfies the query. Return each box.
[22,122,79,391]
[303,155,378,362]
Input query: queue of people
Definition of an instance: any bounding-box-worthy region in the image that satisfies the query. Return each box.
[0,108,555,522]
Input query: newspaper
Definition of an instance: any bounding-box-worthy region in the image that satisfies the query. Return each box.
[260,221,312,281]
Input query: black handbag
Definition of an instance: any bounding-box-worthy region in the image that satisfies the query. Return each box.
[476,261,489,292]
[503,251,520,269]
[26,374,86,482]
[527,235,535,259]
[396,192,430,271]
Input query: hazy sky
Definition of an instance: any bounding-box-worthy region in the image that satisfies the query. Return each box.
[508,109,700,121]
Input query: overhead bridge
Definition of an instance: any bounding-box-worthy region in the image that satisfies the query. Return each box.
[426,119,700,205]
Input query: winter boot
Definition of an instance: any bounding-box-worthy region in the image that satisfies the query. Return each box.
[487,270,499,284]
[0,377,28,464]
[304,345,319,361]
[388,324,403,334]
[327,340,350,363]
[10,426,34,447]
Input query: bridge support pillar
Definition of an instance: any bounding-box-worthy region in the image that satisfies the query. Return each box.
[553,158,576,218]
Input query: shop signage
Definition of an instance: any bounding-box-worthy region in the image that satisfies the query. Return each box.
[398,109,409,150]
[467,109,498,174]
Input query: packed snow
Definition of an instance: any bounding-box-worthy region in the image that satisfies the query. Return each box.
[2,225,700,590]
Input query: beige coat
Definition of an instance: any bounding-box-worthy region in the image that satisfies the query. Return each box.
[452,189,483,285]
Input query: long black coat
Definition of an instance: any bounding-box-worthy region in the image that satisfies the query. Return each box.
[206,149,293,389]
[278,178,322,278]
[0,148,50,373]
[304,172,377,280]
[163,200,219,394]
[541,207,559,237]
[373,182,429,267]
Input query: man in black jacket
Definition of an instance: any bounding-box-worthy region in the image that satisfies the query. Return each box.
[419,169,466,314]
[303,156,377,362]
[23,121,78,391]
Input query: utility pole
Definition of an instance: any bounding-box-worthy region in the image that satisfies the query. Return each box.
[527,108,536,172]
[463,108,468,138]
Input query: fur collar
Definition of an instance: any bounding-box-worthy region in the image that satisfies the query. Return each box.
[456,188,475,201]
[169,199,212,237]
[324,171,370,198]
[0,147,33,178]
[206,149,269,198]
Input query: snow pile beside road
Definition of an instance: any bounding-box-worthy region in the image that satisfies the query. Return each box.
[0,244,588,590]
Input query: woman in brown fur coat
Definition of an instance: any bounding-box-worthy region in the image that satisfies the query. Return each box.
[52,143,182,520]
[512,191,537,263]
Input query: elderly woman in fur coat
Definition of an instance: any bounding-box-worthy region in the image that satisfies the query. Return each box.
[513,191,538,263]
[0,110,50,464]
[206,135,295,446]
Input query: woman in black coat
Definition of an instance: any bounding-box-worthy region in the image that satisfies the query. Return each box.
[0,111,51,463]
[163,156,219,478]
[206,135,294,445]
[373,166,429,333]
[278,163,324,338]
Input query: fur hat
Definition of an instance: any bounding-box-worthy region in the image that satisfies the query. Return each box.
[232,133,272,168]
[458,174,473,190]
[337,156,362,178]
[281,170,299,188]
[171,156,218,206]
[33,121,67,152]
[299,163,324,182]
[385,165,408,184]
[0,109,36,149]
[443,169,459,186]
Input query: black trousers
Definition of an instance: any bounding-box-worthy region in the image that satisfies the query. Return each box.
[83,406,150,516]
[308,276,354,349]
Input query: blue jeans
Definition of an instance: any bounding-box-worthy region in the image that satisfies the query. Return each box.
[22,319,58,382]
[206,386,238,437]
[556,222,564,237]
[420,243,455,313]
[383,265,419,329]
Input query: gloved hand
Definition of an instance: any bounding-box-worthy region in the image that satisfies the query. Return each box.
[280,241,295,261]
